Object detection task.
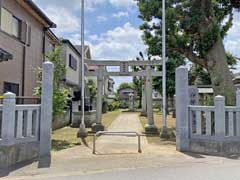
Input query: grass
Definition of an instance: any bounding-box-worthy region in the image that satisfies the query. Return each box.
[51,110,121,151]
[139,112,176,145]
[52,127,80,151]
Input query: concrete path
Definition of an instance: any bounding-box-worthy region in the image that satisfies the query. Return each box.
[95,112,148,154]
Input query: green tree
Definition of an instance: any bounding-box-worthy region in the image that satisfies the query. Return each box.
[35,46,69,118]
[153,54,185,97]
[117,82,133,93]
[132,52,148,108]
[137,0,240,105]
[189,53,238,85]
[189,65,212,85]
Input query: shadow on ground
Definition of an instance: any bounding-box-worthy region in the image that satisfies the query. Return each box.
[52,139,81,151]
[0,156,51,178]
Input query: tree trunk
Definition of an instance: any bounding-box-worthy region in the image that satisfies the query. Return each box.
[205,38,236,105]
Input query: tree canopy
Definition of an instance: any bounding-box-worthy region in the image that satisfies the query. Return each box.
[117,82,134,93]
[137,0,240,105]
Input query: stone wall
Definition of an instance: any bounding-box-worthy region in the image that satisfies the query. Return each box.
[0,62,54,168]
[52,109,71,130]
[0,142,39,169]
[176,66,240,155]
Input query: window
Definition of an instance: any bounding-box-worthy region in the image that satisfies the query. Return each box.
[69,54,77,71]
[12,16,21,38]
[4,82,19,96]
[1,7,12,34]
[0,7,29,43]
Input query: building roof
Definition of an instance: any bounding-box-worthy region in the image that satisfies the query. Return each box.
[21,0,56,28]
[62,39,82,57]
[74,45,91,59]
[46,29,60,45]
[0,48,13,62]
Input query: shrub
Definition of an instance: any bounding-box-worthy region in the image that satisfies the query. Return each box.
[34,46,69,118]
[108,100,121,111]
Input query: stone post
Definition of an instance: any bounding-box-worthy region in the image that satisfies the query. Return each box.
[176,66,189,151]
[237,89,240,107]
[145,66,158,134]
[236,90,240,136]
[92,66,104,132]
[141,79,147,116]
[214,96,225,137]
[188,86,199,105]
[39,61,54,157]
[2,92,16,145]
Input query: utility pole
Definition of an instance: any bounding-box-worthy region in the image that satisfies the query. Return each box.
[79,0,88,138]
[160,0,168,138]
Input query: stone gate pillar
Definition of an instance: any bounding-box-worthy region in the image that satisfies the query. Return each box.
[176,66,190,151]
[141,78,147,116]
[236,90,240,135]
[2,92,16,145]
[39,61,54,157]
[145,66,158,134]
[92,66,105,132]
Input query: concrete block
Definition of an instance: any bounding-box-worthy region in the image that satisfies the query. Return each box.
[0,142,39,169]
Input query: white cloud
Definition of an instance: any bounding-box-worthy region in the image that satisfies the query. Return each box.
[96,15,108,22]
[87,0,136,10]
[112,11,129,18]
[109,0,136,8]
[88,22,146,60]
[44,6,80,34]
[69,23,146,59]
[224,12,240,56]
[224,12,240,72]
[89,34,99,41]
[34,0,136,12]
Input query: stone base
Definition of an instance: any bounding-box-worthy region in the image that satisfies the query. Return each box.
[140,111,147,116]
[71,111,96,128]
[77,124,88,138]
[0,142,39,169]
[190,140,240,156]
[160,127,170,139]
[92,123,105,133]
[52,110,71,130]
[145,124,158,134]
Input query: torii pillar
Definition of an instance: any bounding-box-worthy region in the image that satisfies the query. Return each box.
[141,78,147,116]
[145,66,158,134]
[92,66,105,132]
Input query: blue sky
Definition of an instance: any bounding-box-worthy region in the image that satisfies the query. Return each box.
[33,0,240,90]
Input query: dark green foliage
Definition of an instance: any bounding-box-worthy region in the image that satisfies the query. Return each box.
[117,82,133,93]
[108,100,121,111]
[189,52,238,85]
[153,55,185,97]
[87,79,97,103]
[137,0,239,66]
[189,65,212,85]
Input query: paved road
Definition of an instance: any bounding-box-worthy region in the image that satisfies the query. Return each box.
[3,155,240,180]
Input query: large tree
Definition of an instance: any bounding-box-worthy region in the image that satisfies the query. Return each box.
[137,0,240,105]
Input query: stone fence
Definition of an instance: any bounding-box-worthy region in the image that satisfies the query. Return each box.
[176,66,240,155]
[0,62,54,168]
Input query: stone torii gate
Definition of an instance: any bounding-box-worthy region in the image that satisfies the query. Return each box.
[85,60,162,134]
